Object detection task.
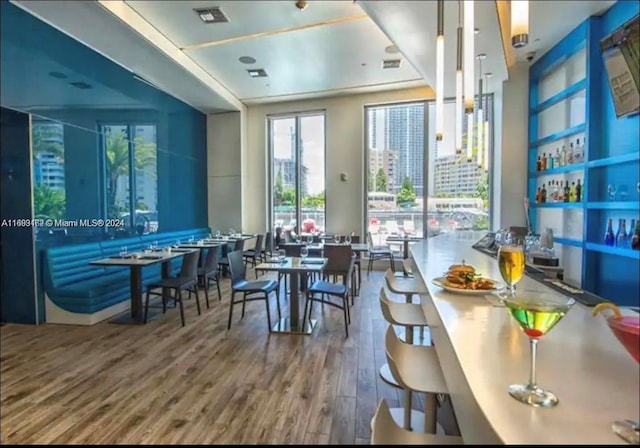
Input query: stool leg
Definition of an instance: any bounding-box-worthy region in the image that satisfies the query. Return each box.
[406,325,414,345]
[403,388,413,431]
[424,392,437,434]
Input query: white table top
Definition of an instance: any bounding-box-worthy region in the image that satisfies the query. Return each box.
[411,232,639,445]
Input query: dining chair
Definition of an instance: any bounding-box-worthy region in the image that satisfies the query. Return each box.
[197,247,222,306]
[243,233,265,278]
[367,231,395,274]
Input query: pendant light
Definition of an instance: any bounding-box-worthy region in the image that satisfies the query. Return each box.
[476,54,486,169]
[511,0,529,48]
[435,0,445,141]
[463,0,475,161]
[455,1,463,154]
[483,73,492,172]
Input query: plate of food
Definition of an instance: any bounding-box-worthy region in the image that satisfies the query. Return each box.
[432,262,504,294]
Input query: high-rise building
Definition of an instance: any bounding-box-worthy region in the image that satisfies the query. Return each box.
[434,155,483,196]
[32,121,65,192]
[369,148,398,192]
[274,159,308,197]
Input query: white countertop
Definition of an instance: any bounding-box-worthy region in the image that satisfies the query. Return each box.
[411,232,639,445]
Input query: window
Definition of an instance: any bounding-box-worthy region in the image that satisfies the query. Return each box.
[32,120,66,221]
[100,124,158,234]
[269,113,325,237]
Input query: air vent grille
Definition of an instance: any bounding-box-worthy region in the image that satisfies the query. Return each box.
[382,59,402,69]
[69,81,92,90]
[247,69,268,78]
[194,7,229,23]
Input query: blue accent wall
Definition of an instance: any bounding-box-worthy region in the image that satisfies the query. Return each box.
[0,2,209,323]
[528,0,639,306]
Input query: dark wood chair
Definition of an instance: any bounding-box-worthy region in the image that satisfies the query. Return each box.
[198,247,222,306]
[243,234,265,278]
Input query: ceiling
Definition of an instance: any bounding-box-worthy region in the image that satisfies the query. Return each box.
[8,0,620,113]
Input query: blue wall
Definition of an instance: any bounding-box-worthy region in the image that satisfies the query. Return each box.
[0,2,209,323]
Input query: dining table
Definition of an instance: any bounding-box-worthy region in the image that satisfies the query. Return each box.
[90,248,198,324]
[410,231,639,444]
[255,256,326,335]
[386,234,423,259]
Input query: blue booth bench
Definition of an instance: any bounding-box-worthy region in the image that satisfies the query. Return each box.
[42,227,212,325]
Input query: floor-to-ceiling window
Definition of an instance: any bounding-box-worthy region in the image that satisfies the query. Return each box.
[365,102,426,245]
[100,123,158,234]
[365,96,493,244]
[269,112,325,237]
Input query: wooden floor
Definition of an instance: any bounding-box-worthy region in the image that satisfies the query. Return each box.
[0,269,441,444]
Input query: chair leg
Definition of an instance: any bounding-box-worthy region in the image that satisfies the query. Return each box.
[276,287,281,320]
[264,293,272,332]
[216,277,222,301]
[255,259,259,279]
[345,295,351,324]
[343,299,349,338]
[241,292,247,318]
[227,291,235,330]
[367,257,373,275]
[203,276,210,309]
[177,288,186,327]
[303,293,310,324]
[194,286,201,315]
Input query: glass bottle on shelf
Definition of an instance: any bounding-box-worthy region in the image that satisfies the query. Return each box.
[573,138,584,164]
[560,145,567,167]
[542,153,547,170]
[604,219,615,246]
[632,220,640,250]
[554,148,561,168]
[576,179,582,202]
[548,153,554,169]
[536,155,542,171]
[541,183,547,203]
[629,219,636,249]
[570,182,576,202]
[535,187,541,204]
[552,181,560,202]
[616,219,628,248]
[566,142,574,165]
[563,181,570,203]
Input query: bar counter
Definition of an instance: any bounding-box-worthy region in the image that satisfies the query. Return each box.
[411,232,639,445]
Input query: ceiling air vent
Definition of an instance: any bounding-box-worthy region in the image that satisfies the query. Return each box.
[382,59,402,69]
[69,81,92,90]
[247,69,268,78]
[194,7,229,24]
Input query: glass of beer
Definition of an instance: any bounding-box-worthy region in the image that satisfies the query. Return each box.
[498,242,525,295]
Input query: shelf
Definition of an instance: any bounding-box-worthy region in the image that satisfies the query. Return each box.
[586,202,640,210]
[530,123,586,149]
[585,242,640,259]
[531,79,587,114]
[530,163,585,177]
[531,202,583,209]
[587,152,640,168]
[554,237,583,248]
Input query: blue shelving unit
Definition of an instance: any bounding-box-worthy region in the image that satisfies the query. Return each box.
[527,2,640,307]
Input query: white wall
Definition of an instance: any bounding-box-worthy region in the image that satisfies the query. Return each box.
[207,109,246,232]
[493,62,530,230]
[244,87,434,235]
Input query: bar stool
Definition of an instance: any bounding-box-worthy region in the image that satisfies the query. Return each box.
[371,399,463,445]
[384,267,430,344]
[385,324,449,434]
[378,287,428,387]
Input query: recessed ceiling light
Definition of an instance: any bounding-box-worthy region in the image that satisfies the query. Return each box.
[69,81,92,90]
[247,68,268,78]
[239,56,256,64]
[382,59,402,69]
[194,7,229,24]
[385,45,400,54]
[475,28,480,34]
[361,63,367,66]
[49,71,68,79]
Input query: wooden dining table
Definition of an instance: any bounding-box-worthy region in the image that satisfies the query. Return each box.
[255,256,326,335]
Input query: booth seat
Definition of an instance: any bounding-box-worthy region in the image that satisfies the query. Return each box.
[43,227,211,325]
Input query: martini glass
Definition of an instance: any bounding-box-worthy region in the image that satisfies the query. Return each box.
[600,311,640,444]
[501,290,575,407]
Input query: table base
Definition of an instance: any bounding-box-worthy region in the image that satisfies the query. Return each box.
[379,363,400,387]
[271,317,317,335]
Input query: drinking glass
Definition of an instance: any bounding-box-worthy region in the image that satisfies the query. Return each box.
[278,249,286,264]
[306,235,314,245]
[189,236,195,243]
[152,240,158,250]
[608,184,617,201]
[497,242,526,296]
[207,233,212,240]
[334,234,341,244]
[175,239,181,248]
[595,309,640,444]
[345,235,352,245]
[501,291,575,407]
[215,230,221,238]
[300,246,309,263]
[119,246,127,257]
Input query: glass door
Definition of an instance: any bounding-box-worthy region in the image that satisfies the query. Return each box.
[269,113,325,239]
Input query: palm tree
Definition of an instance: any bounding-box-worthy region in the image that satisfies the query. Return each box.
[33,185,65,220]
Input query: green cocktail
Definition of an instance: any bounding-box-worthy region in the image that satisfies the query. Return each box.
[501,291,575,408]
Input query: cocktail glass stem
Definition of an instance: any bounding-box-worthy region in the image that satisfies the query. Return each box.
[528,338,538,389]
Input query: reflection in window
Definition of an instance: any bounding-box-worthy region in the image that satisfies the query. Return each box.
[32,120,66,220]
[101,124,157,234]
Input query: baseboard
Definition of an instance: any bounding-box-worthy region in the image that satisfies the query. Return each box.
[44,294,130,325]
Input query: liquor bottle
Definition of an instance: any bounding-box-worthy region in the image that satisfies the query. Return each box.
[576,179,582,202]
[560,145,567,167]
[535,187,541,204]
[536,155,542,171]
[570,182,576,202]
[604,219,615,246]
[541,183,547,203]
[616,219,628,248]
[542,153,547,170]
[554,148,561,168]
[628,219,636,249]
[574,138,584,164]
[548,153,554,169]
[632,220,640,250]
[552,181,559,202]
[567,143,574,165]
[563,181,570,203]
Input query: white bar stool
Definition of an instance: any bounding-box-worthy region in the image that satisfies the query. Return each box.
[384,267,429,344]
[385,324,449,434]
[371,399,463,445]
[378,287,428,387]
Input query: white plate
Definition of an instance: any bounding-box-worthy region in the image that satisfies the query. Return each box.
[432,276,505,295]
